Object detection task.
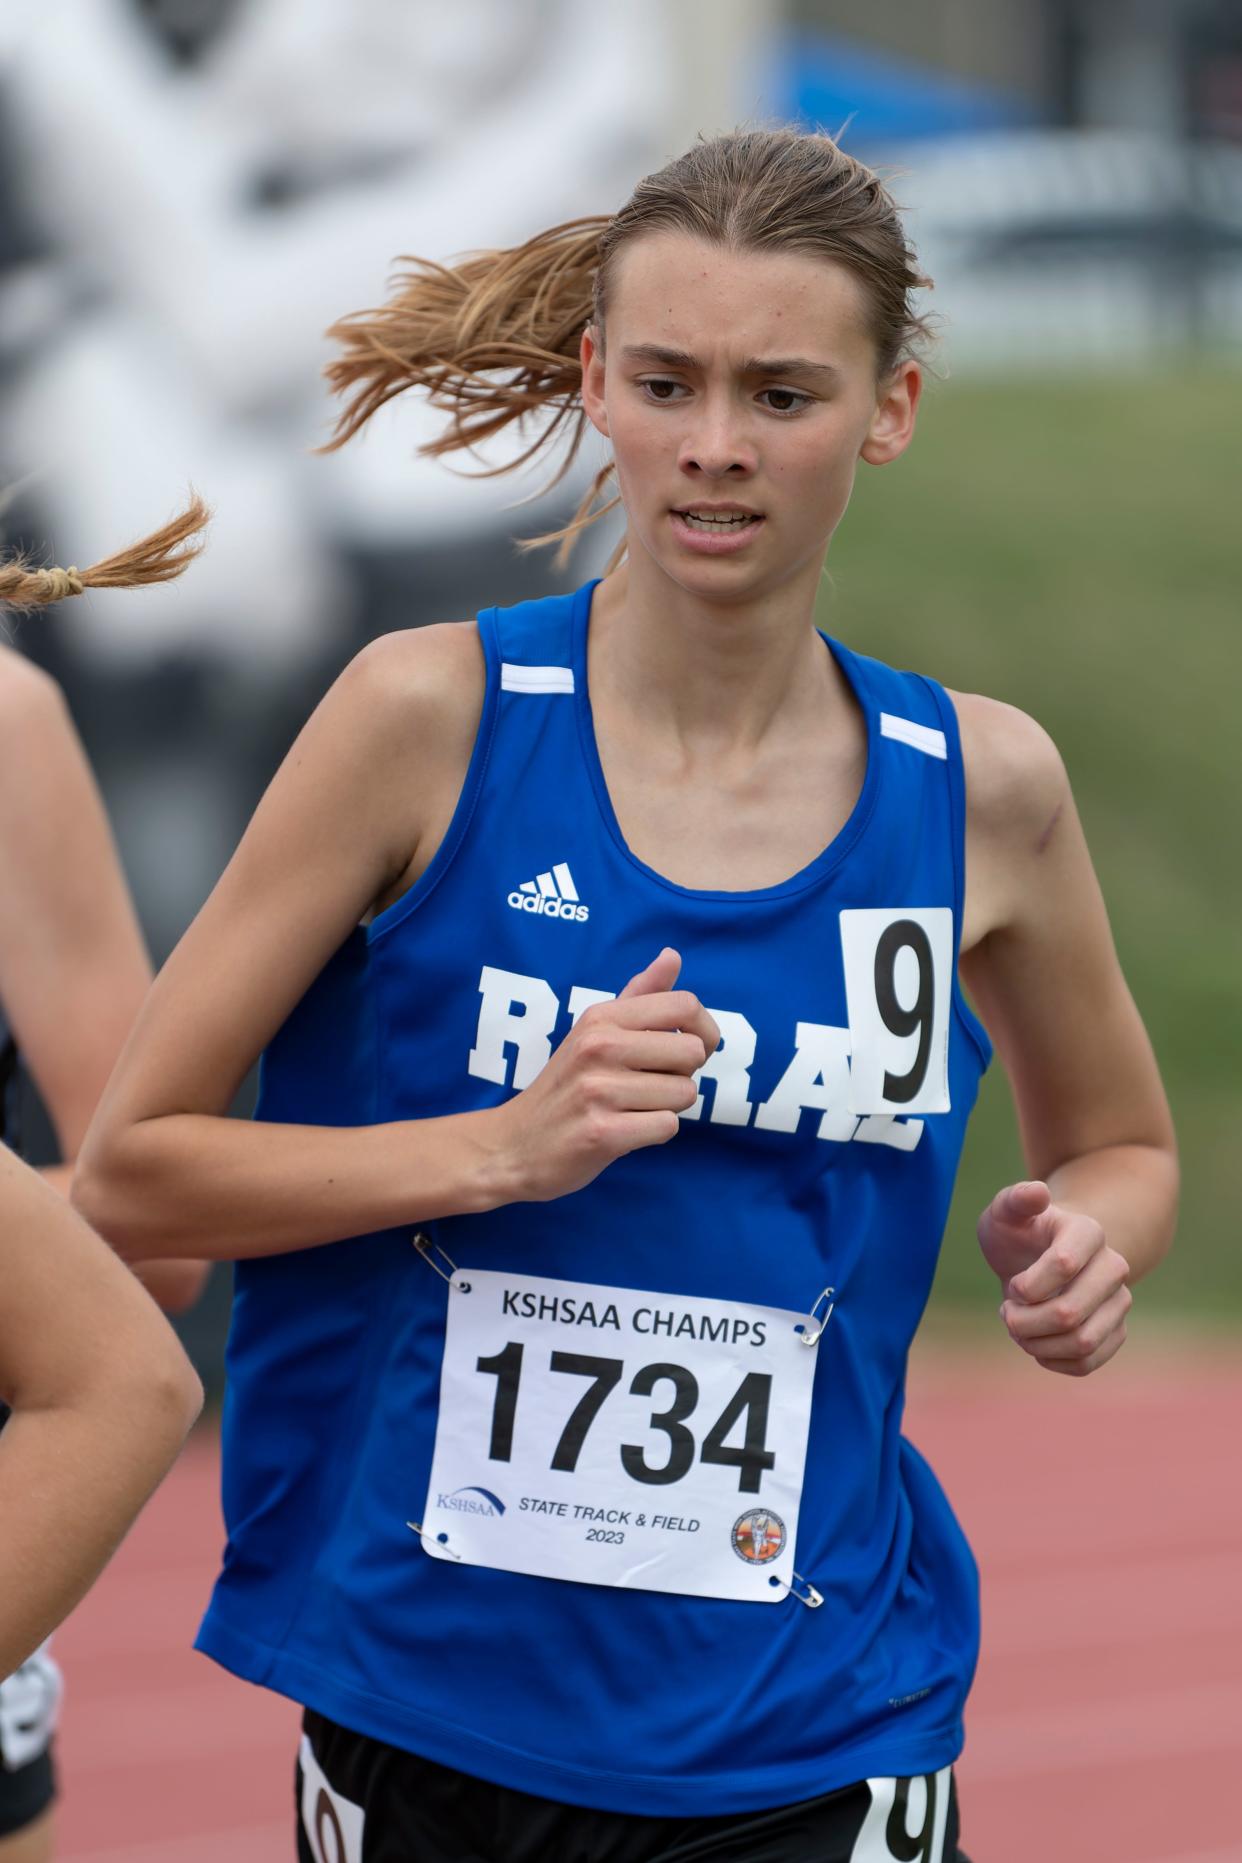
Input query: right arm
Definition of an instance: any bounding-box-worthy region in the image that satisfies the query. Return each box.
[0,645,208,1312]
[0,1141,202,1677]
[74,626,716,1263]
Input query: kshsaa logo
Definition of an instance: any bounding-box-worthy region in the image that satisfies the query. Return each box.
[436,1487,506,1517]
[731,1509,786,1564]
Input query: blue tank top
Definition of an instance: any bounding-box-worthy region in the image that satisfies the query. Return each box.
[198,578,992,1815]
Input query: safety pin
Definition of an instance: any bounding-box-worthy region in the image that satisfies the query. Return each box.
[773,1567,823,1608]
[798,1286,835,1348]
[412,1232,471,1292]
[406,1521,462,1561]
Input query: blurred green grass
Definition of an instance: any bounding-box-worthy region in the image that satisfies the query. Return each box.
[817,369,1241,1318]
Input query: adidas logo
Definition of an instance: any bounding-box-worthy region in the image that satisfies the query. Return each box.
[507,862,590,923]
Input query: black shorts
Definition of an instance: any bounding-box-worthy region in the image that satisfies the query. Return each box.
[296,1707,973,1863]
[0,1644,60,1838]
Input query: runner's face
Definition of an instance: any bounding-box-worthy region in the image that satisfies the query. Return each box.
[581,233,919,601]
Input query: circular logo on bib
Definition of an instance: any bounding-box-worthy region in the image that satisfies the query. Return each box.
[731,1509,786,1565]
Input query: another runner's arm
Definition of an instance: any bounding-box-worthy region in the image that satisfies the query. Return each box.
[956,695,1177,1370]
[0,1141,202,1675]
[0,651,207,1311]
[73,627,717,1263]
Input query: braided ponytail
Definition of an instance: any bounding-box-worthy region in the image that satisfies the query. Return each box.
[0,495,211,613]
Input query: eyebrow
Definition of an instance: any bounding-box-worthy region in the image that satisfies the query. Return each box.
[620,343,842,386]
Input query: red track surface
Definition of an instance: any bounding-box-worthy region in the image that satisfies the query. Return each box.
[52,1336,1242,1862]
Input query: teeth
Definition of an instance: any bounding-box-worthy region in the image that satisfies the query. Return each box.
[679,512,758,530]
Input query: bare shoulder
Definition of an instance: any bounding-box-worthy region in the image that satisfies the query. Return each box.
[947,689,1079,947]
[948,688,1069,846]
[0,647,84,829]
[327,620,484,765]
[307,620,485,906]
[0,642,67,742]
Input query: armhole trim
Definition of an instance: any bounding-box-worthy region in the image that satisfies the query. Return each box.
[919,674,994,1073]
[366,612,502,946]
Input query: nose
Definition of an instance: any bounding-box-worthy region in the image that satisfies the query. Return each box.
[677,398,757,480]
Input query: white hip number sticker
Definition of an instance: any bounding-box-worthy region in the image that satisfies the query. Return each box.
[419,1268,820,1603]
[298,1734,364,1863]
[849,1769,952,1861]
[840,907,953,1115]
[0,1640,62,1770]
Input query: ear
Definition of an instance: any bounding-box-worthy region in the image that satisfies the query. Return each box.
[860,360,921,467]
[580,323,610,439]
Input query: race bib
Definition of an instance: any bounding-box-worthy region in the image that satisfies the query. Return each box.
[840,908,953,1115]
[418,1268,821,1603]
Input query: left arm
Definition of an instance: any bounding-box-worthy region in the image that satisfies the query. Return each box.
[0,650,208,1312]
[955,692,1178,1374]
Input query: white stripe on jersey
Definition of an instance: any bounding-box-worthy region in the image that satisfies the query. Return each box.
[500,664,575,694]
[880,713,947,760]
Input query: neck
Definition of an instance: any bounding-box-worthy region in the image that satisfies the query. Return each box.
[587,540,845,755]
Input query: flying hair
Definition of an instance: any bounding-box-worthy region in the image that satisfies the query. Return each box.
[321,127,932,567]
[0,495,211,613]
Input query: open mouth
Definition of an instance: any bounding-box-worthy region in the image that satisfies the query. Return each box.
[673,510,763,532]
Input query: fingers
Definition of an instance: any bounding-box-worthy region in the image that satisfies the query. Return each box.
[977,1181,1054,1259]
[585,989,720,1059]
[573,1033,704,1115]
[612,1110,683,1155]
[619,948,682,1000]
[1003,1249,1130,1343]
[1000,1220,1133,1377]
[988,1180,1051,1229]
[987,1189,1134,1377]
[511,951,717,1201]
[577,1027,709,1078]
[615,953,719,1057]
[1004,1282,1133,1376]
[1006,1210,1105,1305]
[590,1069,700,1114]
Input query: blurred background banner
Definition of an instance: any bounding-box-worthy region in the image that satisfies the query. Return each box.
[1,0,1238,1385]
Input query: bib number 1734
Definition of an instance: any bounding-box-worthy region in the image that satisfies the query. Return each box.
[477,1343,776,1493]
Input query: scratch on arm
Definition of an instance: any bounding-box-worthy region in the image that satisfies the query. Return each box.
[1034,801,1063,855]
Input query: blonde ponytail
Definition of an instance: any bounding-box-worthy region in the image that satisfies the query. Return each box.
[323,217,605,467]
[321,218,612,563]
[0,495,210,612]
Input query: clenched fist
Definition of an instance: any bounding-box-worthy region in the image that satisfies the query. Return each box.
[491,948,720,1205]
[979,1180,1132,1376]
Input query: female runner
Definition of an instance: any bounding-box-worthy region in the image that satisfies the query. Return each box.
[75,129,1177,1862]
[0,511,210,1862]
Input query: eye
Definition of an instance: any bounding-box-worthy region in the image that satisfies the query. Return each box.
[638,377,689,403]
[759,387,812,415]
